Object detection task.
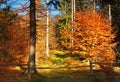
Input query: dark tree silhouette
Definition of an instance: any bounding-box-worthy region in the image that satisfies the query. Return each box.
[28,0,37,73]
[47,0,61,9]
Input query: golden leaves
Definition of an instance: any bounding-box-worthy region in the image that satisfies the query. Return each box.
[60,11,116,68]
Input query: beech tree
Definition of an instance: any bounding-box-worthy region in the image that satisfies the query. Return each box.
[28,0,37,73]
[60,11,116,69]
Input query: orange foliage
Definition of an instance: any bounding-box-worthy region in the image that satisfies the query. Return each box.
[0,13,29,64]
[7,17,29,64]
[62,11,116,69]
[0,12,12,64]
[59,28,73,49]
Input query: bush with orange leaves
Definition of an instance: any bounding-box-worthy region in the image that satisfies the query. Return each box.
[0,11,29,64]
[62,11,116,69]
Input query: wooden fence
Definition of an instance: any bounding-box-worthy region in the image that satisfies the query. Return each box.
[89,61,120,75]
[0,61,120,79]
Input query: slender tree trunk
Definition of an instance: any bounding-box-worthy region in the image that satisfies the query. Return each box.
[93,0,96,12]
[74,0,75,17]
[71,0,75,48]
[108,4,112,26]
[28,0,37,74]
[71,0,74,47]
[46,0,49,57]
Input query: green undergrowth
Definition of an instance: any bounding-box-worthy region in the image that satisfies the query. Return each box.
[49,50,81,65]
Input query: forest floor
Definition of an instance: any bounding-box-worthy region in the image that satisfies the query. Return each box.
[0,64,120,82]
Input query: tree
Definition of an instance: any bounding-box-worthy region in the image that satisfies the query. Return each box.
[28,0,37,73]
[0,4,18,64]
[55,0,75,50]
[47,0,61,9]
[0,0,30,65]
[61,11,115,69]
[45,0,61,57]
[0,10,11,64]
[75,0,97,11]
[46,0,49,57]
[56,0,99,50]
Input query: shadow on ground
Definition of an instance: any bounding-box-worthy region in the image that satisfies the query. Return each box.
[32,68,120,82]
[0,66,120,82]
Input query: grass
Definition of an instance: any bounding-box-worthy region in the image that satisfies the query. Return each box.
[30,71,90,82]
[30,72,104,82]
[1,54,120,82]
[31,77,89,82]
[29,67,90,82]
[31,68,104,82]
[30,67,120,82]
[0,66,120,82]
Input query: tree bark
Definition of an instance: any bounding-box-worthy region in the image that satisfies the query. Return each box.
[28,0,37,74]
[46,0,49,57]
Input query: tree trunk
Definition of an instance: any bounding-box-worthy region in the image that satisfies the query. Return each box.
[93,0,96,12]
[28,0,37,74]
[108,4,111,26]
[46,0,49,57]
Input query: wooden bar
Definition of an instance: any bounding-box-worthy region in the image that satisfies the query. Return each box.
[0,64,28,66]
[35,66,90,69]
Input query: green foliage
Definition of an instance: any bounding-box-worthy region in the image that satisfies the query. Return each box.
[58,14,71,29]
[58,0,71,14]
[49,55,65,64]
[56,12,72,49]
[49,50,82,66]
[54,50,80,60]
[55,50,65,56]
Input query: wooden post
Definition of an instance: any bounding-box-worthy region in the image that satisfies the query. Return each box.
[28,63,31,80]
[89,61,93,75]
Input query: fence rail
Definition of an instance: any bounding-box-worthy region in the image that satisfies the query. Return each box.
[0,61,120,77]
[0,64,28,66]
[0,64,90,69]
[89,61,120,74]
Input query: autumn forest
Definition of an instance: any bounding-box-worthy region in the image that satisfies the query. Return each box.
[0,0,120,82]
